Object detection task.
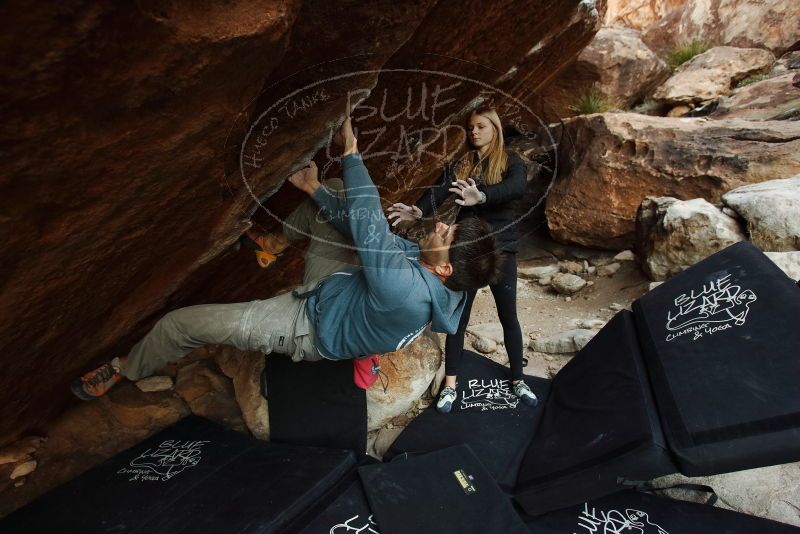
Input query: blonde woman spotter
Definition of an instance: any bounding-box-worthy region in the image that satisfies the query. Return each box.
[388,106,536,413]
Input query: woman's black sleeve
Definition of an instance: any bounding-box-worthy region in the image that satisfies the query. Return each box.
[477,156,527,207]
[414,166,454,217]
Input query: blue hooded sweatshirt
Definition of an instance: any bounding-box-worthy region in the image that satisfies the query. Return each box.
[304,153,467,360]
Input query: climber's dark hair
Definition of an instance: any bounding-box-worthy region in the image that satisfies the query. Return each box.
[444,217,502,292]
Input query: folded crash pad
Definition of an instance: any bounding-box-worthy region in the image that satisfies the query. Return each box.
[266,354,367,457]
[1,416,356,533]
[297,479,379,534]
[385,350,549,488]
[359,444,528,534]
[515,311,677,516]
[633,241,800,475]
[524,489,800,533]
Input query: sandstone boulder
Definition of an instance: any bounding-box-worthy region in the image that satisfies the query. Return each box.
[667,104,693,117]
[597,262,621,276]
[643,0,800,56]
[371,427,404,459]
[770,50,800,77]
[9,461,37,480]
[472,336,497,354]
[577,318,606,329]
[535,25,667,118]
[134,376,173,393]
[560,260,585,275]
[551,273,588,295]
[710,73,800,121]
[722,174,800,251]
[467,323,506,345]
[765,252,800,281]
[578,27,670,108]
[654,461,800,527]
[175,360,247,433]
[212,347,269,440]
[614,250,636,261]
[653,46,775,105]
[603,0,685,31]
[0,437,46,466]
[636,197,746,281]
[367,334,441,431]
[546,113,800,249]
[518,264,560,280]
[530,329,596,354]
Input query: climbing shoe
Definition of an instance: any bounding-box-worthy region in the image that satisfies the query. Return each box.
[436,386,457,414]
[240,230,289,269]
[512,380,538,407]
[70,358,122,400]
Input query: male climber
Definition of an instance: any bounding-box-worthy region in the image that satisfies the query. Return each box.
[71,109,502,399]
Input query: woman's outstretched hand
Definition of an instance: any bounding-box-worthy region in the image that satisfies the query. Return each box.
[387,203,423,227]
[449,178,482,206]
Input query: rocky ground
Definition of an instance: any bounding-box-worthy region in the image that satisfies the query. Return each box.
[464,242,647,381]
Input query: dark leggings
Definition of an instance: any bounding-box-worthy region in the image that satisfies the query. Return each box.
[445,252,524,381]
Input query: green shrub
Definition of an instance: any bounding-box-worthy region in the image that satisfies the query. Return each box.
[735,74,769,88]
[569,88,617,115]
[667,40,711,70]
[629,97,663,115]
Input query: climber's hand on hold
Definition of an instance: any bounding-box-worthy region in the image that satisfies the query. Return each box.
[287,161,320,195]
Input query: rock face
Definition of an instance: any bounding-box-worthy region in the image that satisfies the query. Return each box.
[636,196,746,281]
[603,0,685,31]
[771,51,800,77]
[643,0,800,56]
[576,27,670,108]
[655,461,800,528]
[212,347,269,440]
[0,0,603,447]
[722,175,800,251]
[536,26,667,118]
[653,46,775,105]
[765,252,800,281]
[367,334,441,431]
[710,73,800,121]
[175,360,247,434]
[546,113,800,249]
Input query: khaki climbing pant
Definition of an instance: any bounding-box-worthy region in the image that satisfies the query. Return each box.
[123,179,359,381]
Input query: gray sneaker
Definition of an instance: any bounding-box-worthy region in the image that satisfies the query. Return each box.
[436,386,457,413]
[513,381,538,407]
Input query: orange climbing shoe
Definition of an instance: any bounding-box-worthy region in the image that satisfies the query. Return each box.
[70,359,122,400]
[240,230,289,269]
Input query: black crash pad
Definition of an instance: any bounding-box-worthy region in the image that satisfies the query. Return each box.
[359,444,528,534]
[524,489,800,533]
[297,479,379,534]
[266,355,367,457]
[515,310,677,516]
[0,416,356,533]
[633,241,800,475]
[385,350,549,488]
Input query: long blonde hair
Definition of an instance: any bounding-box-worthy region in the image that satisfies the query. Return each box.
[454,106,508,185]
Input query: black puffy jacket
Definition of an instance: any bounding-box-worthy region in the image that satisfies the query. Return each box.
[414,150,527,253]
